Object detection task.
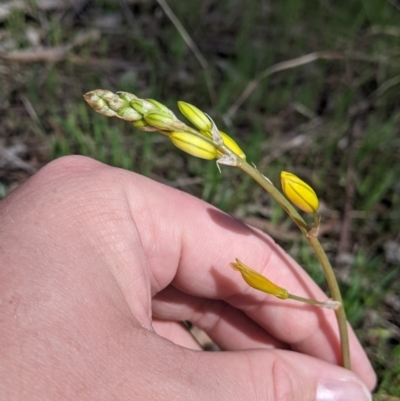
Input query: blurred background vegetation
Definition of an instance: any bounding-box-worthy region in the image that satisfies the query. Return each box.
[0,0,399,397]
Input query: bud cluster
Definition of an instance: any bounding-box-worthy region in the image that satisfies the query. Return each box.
[84,89,246,161]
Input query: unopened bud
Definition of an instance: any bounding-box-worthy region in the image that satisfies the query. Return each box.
[83,90,139,120]
[117,107,142,122]
[177,101,212,132]
[131,119,159,132]
[280,171,319,214]
[117,91,139,102]
[130,99,159,115]
[146,99,176,118]
[169,131,217,160]
[144,111,186,131]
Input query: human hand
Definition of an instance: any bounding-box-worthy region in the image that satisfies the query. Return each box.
[0,156,376,400]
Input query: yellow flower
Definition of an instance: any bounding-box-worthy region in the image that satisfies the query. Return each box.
[219,131,246,160]
[169,131,217,160]
[177,101,212,132]
[230,259,288,299]
[280,171,319,214]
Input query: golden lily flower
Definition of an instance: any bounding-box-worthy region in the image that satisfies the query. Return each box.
[280,171,319,214]
[169,131,217,160]
[230,259,289,299]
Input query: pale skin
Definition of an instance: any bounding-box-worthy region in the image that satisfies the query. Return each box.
[0,156,376,400]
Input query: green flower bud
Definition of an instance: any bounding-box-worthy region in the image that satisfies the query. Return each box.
[117,107,142,122]
[117,91,139,102]
[131,119,159,132]
[230,259,289,299]
[146,99,176,118]
[83,91,111,111]
[130,99,159,115]
[107,97,128,112]
[177,101,212,132]
[169,131,217,160]
[144,111,186,131]
[281,171,319,214]
[84,90,138,120]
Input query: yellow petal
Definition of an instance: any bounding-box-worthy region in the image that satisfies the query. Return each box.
[220,131,246,160]
[230,259,289,299]
[280,171,319,214]
[169,131,217,160]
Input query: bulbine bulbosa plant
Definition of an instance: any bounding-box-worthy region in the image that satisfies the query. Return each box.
[84,89,351,370]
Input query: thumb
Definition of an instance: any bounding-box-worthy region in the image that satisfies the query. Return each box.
[152,338,372,401]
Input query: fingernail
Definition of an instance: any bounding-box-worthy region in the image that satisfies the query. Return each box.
[316,378,372,401]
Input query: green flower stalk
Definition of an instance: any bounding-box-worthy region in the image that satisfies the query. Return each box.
[84,89,350,370]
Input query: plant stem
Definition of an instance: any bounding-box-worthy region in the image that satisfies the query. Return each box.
[288,293,340,309]
[236,158,351,370]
